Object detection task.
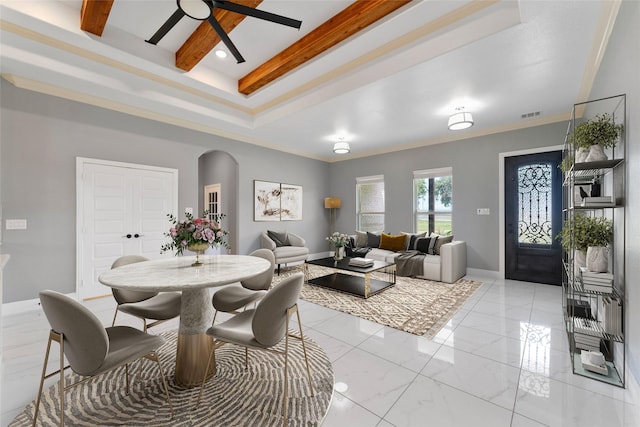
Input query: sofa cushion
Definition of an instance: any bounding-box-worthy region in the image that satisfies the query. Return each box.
[402,231,427,250]
[267,230,290,247]
[354,230,368,248]
[368,248,398,263]
[366,232,381,249]
[379,233,407,252]
[432,235,454,255]
[415,236,437,255]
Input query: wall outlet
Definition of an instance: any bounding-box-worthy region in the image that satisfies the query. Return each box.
[476,208,490,215]
[6,219,27,230]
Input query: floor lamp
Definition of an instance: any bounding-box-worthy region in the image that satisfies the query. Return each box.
[324,197,341,236]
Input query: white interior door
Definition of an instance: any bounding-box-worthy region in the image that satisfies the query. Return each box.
[203,183,222,255]
[77,159,178,300]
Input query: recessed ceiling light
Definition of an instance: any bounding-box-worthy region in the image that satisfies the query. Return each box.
[215,50,228,59]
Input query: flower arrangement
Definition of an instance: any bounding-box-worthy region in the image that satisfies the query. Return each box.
[160,211,229,256]
[326,232,349,248]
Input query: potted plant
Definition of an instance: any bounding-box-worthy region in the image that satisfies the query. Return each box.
[557,214,613,274]
[559,152,574,174]
[571,113,623,162]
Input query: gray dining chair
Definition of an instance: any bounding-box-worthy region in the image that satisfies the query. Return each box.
[33,290,173,427]
[210,248,275,325]
[111,255,182,332]
[196,273,314,426]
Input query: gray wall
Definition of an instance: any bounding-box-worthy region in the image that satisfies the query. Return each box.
[328,122,567,272]
[588,0,639,385]
[0,80,329,303]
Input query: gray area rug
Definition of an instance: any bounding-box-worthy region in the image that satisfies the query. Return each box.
[10,331,333,426]
[277,265,482,337]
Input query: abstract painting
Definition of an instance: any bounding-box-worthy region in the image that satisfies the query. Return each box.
[254,180,281,221]
[280,183,303,221]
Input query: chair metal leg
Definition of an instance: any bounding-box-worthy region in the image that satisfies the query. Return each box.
[58,334,65,427]
[282,316,290,426]
[125,363,130,394]
[295,307,315,395]
[245,348,249,370]
[196,339,217,408]
[32,335,54,427]
[278,264,281,275]
[212,310,218,326]
[111,307,119,327]
[147,352,174,418]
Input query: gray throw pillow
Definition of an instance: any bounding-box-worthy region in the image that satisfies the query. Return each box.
[366,232,381,249]
[402,231,427,250]
[434,235,453,255]
[354,230,368,248]
[267,230,290,247]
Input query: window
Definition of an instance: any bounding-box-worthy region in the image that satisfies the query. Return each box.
[356,175,384,232]
[414,167,452,235]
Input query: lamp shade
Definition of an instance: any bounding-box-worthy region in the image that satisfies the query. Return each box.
[324,197,341,209]
[448,111,474,130]
[178,0,211,20]
[333,142,350,154]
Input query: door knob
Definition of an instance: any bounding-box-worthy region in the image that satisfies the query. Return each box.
[124,234,132,238]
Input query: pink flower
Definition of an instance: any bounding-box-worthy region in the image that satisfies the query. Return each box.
[216,231,223,238]
[194,218,203,225]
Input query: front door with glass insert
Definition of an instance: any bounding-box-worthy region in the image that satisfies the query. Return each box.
[505,151,562,285]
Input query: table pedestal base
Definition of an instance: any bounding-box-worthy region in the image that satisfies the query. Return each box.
[175,333,215,387]
[175,288,215,387]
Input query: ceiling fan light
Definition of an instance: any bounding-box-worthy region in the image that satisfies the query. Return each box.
[448,112,474,130]
[333,142,350,154]
[177,0,211,20]
[215,50,228,58]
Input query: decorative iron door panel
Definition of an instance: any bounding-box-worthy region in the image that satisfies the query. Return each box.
[505,151,562,285]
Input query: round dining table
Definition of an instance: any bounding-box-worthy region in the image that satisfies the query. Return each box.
[98,254,271,387]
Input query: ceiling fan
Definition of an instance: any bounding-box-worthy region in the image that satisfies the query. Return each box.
[146,0,302,64]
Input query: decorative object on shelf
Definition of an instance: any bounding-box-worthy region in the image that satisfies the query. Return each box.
[254,180,303,221]
[571,113,624,162]
[586,246,609,273]
[557,214,612,276]
[447,106,474,130]
[580,350,608,375]
[324,197,341,235]
[161,211,229,266]
[560,151,575,173]
[590,177,601,197]
[575,147,589,163]
[326,232,349,261]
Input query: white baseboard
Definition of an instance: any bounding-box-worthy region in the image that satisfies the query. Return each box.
[2,292,77,316]
[466,268,501,279]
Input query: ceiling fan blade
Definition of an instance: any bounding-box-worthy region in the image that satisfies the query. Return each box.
[211,1,302,29]
[146,8,186,45]
[207,15,246,63]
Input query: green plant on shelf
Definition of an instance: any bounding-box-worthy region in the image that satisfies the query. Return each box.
[557,214,613,252]
[571,113,623,150]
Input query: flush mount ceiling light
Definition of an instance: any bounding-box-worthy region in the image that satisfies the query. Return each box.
[448,107,474,131]
[178,0,212,19]
[333,142,350,154]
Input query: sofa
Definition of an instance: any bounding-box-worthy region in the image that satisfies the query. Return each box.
[346,231,467,283]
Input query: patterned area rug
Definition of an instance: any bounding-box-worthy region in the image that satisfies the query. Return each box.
[277,265,482,337]
[10,331,333,427]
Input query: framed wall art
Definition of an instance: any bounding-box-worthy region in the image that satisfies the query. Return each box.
[254,180,281,221]
[280,183,303,221]
[253,180,303,221]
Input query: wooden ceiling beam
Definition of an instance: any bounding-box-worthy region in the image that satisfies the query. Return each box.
[80,0,114,36]
[238,0,412,96]
[176,0,263,72]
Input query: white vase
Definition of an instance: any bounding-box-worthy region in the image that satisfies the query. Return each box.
[333,246,344,261]
[585,145,608,162]
[575,147,589,163]
[586,246,608,273]
[574,249,586,278]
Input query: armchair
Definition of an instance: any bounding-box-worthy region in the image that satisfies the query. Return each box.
[261,231,309,274]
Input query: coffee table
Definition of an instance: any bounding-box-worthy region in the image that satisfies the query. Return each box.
[304,257,396,298]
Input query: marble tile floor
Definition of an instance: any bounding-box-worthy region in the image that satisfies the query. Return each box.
[2,276,640,427]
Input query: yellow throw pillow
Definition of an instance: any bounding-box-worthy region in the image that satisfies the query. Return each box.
[379,233,407,252]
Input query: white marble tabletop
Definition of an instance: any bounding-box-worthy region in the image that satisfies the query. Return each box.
[98,254,271,292]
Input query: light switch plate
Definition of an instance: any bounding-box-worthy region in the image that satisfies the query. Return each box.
[6,219,27,230]
[476,208,490,215]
